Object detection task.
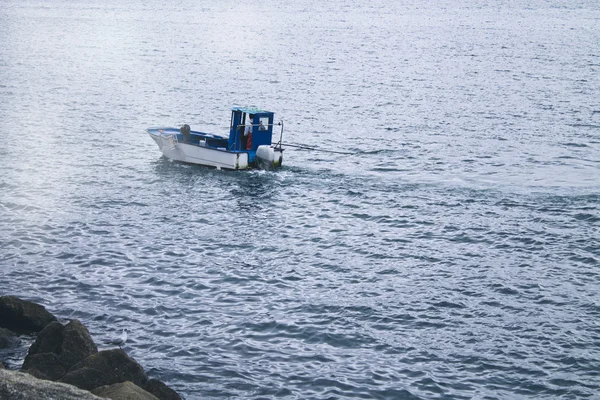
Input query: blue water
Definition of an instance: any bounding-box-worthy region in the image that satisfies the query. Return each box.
[1,1,599,398]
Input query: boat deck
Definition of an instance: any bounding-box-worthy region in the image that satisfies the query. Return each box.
[147,127,257,162]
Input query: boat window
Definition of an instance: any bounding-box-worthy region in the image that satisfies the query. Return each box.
[259,117,269,131]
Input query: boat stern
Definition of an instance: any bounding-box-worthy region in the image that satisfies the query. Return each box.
[255,145,283,170]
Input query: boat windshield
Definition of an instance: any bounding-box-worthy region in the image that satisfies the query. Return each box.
[258,117,269,130]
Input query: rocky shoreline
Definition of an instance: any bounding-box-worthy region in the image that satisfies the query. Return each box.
[0,295,182,400]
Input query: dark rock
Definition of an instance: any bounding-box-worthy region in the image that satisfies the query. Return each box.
[0,361,5,369]
[59,349,148,391]
[59,320,98,369]
[0,296,57,333]
[0,327,18,349]
[27,321,64,355]
[92,381,159,400]
[0,369,103,400]
[22,352,67,381]
[22,319,98,380]
[22,321,65,379]
[142,378,182,400]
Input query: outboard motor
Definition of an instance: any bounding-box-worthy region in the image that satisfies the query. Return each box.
[256,145,283,170]
[180,124,191,143]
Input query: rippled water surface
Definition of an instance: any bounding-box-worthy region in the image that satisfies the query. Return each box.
[1,0,599,398]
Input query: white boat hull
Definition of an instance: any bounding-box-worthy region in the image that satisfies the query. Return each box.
[148,131,249,170]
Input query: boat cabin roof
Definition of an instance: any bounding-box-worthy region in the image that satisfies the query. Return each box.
[231,106,273,115]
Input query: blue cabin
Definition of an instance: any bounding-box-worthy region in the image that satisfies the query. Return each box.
[228,107,275,154]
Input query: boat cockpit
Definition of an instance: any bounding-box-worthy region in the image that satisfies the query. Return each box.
[228,107,276,152]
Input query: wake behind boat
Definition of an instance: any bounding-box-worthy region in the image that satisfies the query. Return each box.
[147,107,284,170]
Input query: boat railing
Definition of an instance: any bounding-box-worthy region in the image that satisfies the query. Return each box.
[233,122,284,150]
[275,120,284,150]
[238,122,281,130]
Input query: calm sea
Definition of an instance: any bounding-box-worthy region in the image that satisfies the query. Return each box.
[1,0,599,398]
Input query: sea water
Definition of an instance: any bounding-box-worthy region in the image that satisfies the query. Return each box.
[0,0,599,398]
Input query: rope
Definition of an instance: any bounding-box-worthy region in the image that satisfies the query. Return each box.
[280,143,356,155]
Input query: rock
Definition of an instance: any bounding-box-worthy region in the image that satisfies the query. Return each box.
[22,321,65,379]
[59,349,148,391]
[27,321,64,355]
[92,381,159,400]
[22,319,98,380]
[59,320,98,369]
[0,327,18,349]
[142,379,182,400]
[1,307,180,399]
[22,352,67,381]
[0,296,57,333]
[0,369,103,400]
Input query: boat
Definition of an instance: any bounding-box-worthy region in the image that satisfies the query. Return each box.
[147,107,284,170]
